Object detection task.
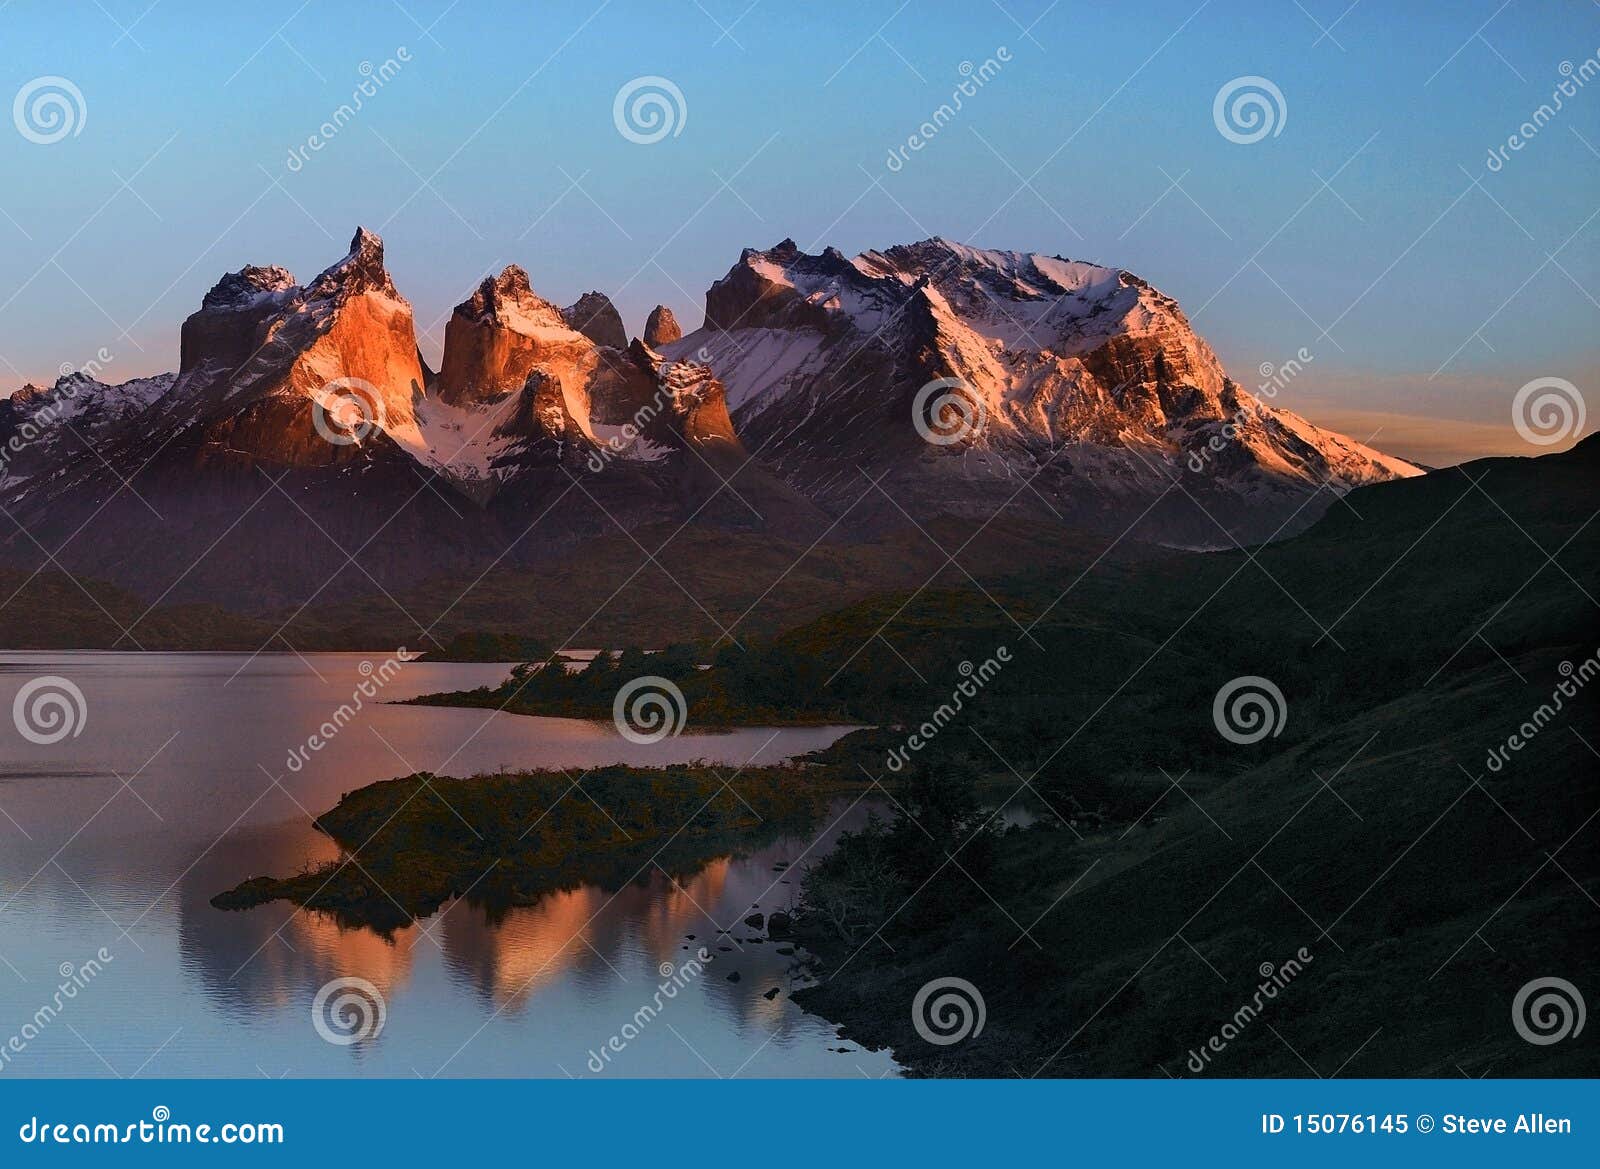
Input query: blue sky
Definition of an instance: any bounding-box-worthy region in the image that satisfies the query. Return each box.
[1,0,1595,462]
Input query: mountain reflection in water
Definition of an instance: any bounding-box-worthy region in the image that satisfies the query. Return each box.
[0,652,897,1077]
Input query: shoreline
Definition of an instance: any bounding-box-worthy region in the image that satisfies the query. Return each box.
[211,763,873,932]
[397,690,863,729]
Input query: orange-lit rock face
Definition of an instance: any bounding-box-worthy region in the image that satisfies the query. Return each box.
[484,367,600,470]
[622,340,743,459]
[288,289,425,431]
[643,304,682,346]
[432,268,671,466]
[435,266,598,407]
[437,313,587,407]
[280,229,427,433]
[170,227,426,467]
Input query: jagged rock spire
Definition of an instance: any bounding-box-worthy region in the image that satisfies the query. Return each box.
[562,291,627,349]
[643,304,682,346]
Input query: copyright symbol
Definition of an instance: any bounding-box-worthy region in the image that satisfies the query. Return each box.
[1417,1114,1434,1133]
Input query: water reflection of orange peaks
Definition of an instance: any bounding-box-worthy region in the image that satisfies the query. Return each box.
[639,859,731,963]
[438,887,606,1009]
[287,911,421,997]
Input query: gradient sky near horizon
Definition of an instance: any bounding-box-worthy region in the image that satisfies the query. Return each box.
[1,0,1595,464]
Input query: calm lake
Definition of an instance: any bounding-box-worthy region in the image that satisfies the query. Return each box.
[0,652,900,1078]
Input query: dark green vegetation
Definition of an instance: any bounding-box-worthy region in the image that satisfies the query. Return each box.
[0,568,281,649]
[414,631,551,662]
[212,764,857,932]
[0,518,1123,651]
[405,642,863,725]
[209,439,1595,1076]
[783,439,1599,1076]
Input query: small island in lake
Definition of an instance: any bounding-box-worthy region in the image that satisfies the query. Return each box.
[212,763,863,932]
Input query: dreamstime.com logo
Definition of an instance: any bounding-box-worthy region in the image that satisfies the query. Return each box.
[1484,647,1597,773]
[612,676,687,744]
[1484,50,1600,173]
[585,950,713,1073]
[17,1108,283,1145]
[285,47,411,173]
[1511,376,1586,447]
[311,976,386,1046]
[586,347,714,472]
[911,977,986,1045]
[0,349,117,483]
[283,649,415,772]
[1184,948,1313,1073]
[13,76,86,144]
[883,46,1011,173]
[12,676,87,745]
[0,949,113,1075]
[311,377,387,445]
[1188,348,1314,473]
[885,648,1011,771]
[1212,75,1286,144]
[613,75,686,144]
[1211,675,1287,745]
[913,377,986,445]
[1512,976,1586,1046]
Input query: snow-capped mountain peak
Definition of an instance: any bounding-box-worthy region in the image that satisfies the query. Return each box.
[667,236,1418,543]
[2,230,1425,609]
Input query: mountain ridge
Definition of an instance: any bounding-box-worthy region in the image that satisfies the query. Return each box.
[667,236,1419,544]
[1,227,1422,610]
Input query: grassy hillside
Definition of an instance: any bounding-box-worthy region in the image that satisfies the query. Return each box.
[780,439,1598,1075]
[0,568,281,649]
[1,515,1146,652]
[795,643,1597,1076]
[43,436,1600,1077]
